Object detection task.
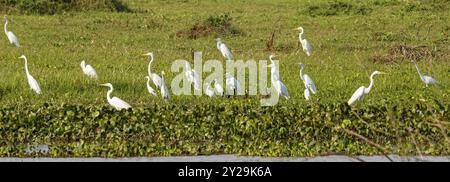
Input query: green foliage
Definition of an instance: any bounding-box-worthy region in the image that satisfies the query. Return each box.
[305,1,372,17]
[0,0,131,15]
[402,0,449,12]
[0,101,448,157]
[206,13,233,29]
[177,13,242,39]
[0,0,449,157]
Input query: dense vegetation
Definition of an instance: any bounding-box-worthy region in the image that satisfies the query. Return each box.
[1,101,448,157]
[0,0,131,14]
[0,0,449,156]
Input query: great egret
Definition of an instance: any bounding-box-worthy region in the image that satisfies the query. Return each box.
[18,55,41,94]
[4,16,20,47]
[298,63,317,100]
[143,52,162,88]
[205,82,215,97]
[80,60,98,80]
[268,54,280,82]
[225,72,240,95]
[184,62,200,91]
[215,38,234,60]
[411,60,438,87]
[266,64,289,99]
[100,83,131,110]
[295,27,312,56]
[160,71,169,102]
[145,76,157,96]
[347,71,385,106]
[213,79,224,96]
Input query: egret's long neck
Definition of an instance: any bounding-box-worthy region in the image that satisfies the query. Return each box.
[4,19,8,34]
[216,41,221,50]
[269,59,276,71]
[80,62,86,71]
[146,78,151,88]
[147,55,153,75]
[106,86,113,101]
[23,58,30,76]
[299,29,305,40]
[367,73,376,93]
[413,62,423,78]
[299,66,305,80]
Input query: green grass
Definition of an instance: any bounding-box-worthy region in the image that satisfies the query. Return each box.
[0,0,449,156]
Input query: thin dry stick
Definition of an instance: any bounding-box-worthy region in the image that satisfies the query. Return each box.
[342,128,394,162]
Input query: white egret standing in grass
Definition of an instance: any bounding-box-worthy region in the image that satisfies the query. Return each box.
[347,71,385,106]
[295,27,312,56]
[100,83,131,110]
[184,62,201,91]
[4,15,20,47]
[160,71,169,102]
[298,63,317,100]
[225,72,240,95]
[80,60,98,80]
[205,81,215,97]
[143,52,162,88]
[411,60,438,87]
[215,38,234,60]
[18,55,41,94]
[145,76,157,96]
[213,79,224,96]
[266,64,289,99]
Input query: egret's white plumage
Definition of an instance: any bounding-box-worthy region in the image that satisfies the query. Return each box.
[347,71,385,106]
[304,88,311,100]
[80,60,98,79]
[184,62,201,91]
[4,16,20,47]
[298,63,317,100]
[411,60,438,87]
[215,38,234,60]
[213,79,224,96]
[296,27,312,56]
[205,82,215,97]
[160,71,169,102]
[143,52,162,89]
[100,83,132,110]
[225,72,240,95]
[273,79,289,99]
[18,55,41,94]
[267,62,289,99]
[145,76,157,96]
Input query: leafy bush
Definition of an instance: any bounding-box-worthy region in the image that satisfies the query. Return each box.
[402,0,449,13]
[305,1,372,17]
[0,101,448,157]
[176,13,242,39]
[0,0,131,15]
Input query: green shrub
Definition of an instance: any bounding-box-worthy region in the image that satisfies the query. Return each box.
[0,0,131,15]
[305,1,372,17]
[176,13,242,39]
[0,101,448,157]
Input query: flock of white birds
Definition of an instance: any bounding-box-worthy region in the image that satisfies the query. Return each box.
[3,16,440,110]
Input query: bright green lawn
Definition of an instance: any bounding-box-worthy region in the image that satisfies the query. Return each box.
[0,0,448,107]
